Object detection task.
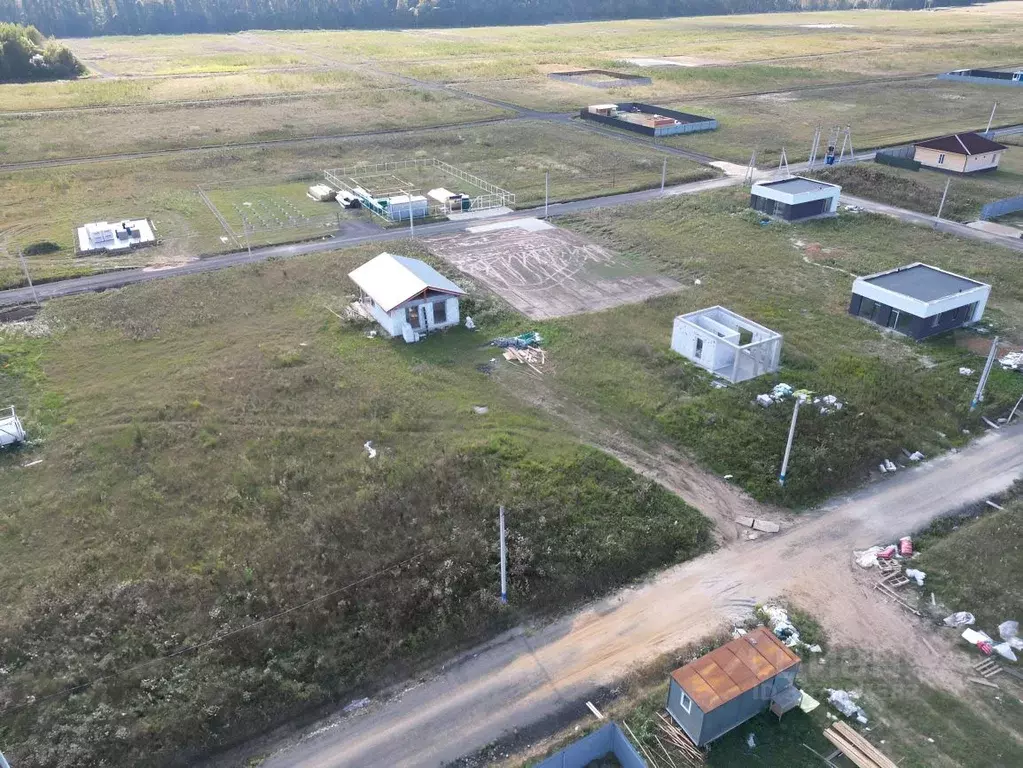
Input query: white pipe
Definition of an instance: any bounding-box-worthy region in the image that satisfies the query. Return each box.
[779,398,801,486]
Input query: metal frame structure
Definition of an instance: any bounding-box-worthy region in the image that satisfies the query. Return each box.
[324,158,516,221]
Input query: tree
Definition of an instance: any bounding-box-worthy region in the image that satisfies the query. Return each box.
[0,22,84,82]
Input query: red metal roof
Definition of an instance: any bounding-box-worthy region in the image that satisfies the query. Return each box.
[914,132,1007,156]
[670,628,801,712]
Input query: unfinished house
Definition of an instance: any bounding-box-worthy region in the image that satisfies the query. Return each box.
[671,307,782,383]
[750,177,841,221]
[348,252,466,343]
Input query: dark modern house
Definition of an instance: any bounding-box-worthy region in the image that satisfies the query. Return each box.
[849,262,991,340]
[666,628,802,748]
[749,176,841,221]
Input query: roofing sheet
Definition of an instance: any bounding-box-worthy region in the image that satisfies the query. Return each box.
[348,252,465,312]
[915,132,1007,155]
[670,627,800,713]
[755,177,838,195]
[862,263,985,303]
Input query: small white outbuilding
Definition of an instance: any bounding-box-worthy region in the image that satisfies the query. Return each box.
[76,219,156,255]
[348,252,466,343]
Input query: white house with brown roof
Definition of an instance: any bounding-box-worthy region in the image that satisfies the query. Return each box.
[913,132,1008,173]
[348,253,466,343]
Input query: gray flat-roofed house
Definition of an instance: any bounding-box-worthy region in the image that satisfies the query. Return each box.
[666,628,802,748]
[750,176,841,221]
[849,262,990,340]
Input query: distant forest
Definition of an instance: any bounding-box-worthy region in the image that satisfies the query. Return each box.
[0,0,986,38]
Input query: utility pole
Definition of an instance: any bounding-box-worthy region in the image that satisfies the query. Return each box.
[972,336,1000,411]
[661,157,667,193]
[935,177,951,222]
[241,212,252,256]
[498,506,508,604]
[544,170,550,219]
[779,397,801,487]
[986,102,998,134]
[18,248,39,306]
[0,748,10,768]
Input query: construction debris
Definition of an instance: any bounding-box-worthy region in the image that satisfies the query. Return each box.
[878,459,897,474]
[762,604,802,648]
[472,406,489,415]
[962,628,994,654]
[944,612,975,628]
[364,441,377,459]
[959,367,974,376]
[501,345,547,375]
[655,711,706,766]
[904,568,926,586]
[999,351,1023,371]
[736,516,780,533]
[490,331,542,349]
[827,690,868,723]
[967,676,1000,689]
[464,316,476,330]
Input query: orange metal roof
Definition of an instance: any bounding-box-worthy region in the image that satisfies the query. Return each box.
[670,627,801,713]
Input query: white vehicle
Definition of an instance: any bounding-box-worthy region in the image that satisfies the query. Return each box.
[0,405,26,447]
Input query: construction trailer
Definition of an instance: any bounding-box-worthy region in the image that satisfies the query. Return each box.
[849,262,990,340]
[750,177,841,221]
[671,306,782,384]
[938,68,1023,87]
[348,252,466,343]
[385,194,429,222]
[75,219,156,255]
[580,102,717,136]
[0,406,26,447]
[666,627,802,748]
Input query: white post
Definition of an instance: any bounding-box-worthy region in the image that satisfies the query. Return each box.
[1008,393,1023,424]
[18,248,40,306]
[499,505,507,603]
[241,212,252,256]
[935,177,951,221]
[986,102,997,134]
[779,398,801,486]
[972,336,1000,410]
[544,171,549,219]
[661,157,667,192]
[0,748,9,768]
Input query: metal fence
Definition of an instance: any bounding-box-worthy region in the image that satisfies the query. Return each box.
[533,722,648,768]
[324,158,515,221]
[980,194,1023,221]
[937,71,1023,88]
[874,144,922,171]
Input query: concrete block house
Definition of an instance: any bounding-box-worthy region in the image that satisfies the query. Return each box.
[349,252,465,343]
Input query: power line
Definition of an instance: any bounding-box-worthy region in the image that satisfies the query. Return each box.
[0,547,439,717]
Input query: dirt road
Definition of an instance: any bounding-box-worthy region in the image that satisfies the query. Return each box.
[255,424,1023,768]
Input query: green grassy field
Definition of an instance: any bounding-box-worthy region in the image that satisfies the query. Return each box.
[0,246,712,767]
[0,121,712,288]
[534,189,1023,506]
[814,139,1023,223]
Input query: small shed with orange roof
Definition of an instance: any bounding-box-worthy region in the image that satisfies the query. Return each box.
[666,627,802,747]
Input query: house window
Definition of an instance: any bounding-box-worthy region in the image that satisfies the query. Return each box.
[931,315,940,328]
[694,338,704,360]
[433,300,447,324]
[937,153,946,165]
[680,691,693,714]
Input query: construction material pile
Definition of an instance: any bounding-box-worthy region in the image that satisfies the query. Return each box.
[755,383,844,414]
[1000,351,1023,371]
[492,331,547,375]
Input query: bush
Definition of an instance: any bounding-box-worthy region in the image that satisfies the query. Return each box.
[0,23,85,83]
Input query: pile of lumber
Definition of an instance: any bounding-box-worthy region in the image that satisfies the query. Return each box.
[873,570,921,616]
[502,345,546,375]
[823,721,898,768]
[653,711,705,766]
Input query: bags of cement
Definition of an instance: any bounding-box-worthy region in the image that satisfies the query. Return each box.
[855,546,884,568]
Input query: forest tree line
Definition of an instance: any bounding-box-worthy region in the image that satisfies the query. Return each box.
[0,22,83,80]
[0,0,987,39]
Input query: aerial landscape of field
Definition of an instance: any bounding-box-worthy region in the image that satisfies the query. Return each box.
[2,3,1023,768]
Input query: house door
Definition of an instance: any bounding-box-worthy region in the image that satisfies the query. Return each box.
[405,306,422,329]
[887,309,900,329]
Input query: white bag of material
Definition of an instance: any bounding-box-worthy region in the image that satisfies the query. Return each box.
[464,316,476,330]
[998,621,1019,641]
[944,612,975,628]
[905,569,926,586]
[992,643,1018,662]
[762,604,801,647]
[827,689,867,722]
[856,546,884,569]
[756,394,774,408]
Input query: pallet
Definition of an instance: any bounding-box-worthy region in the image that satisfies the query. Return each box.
[974,658,1003,679]
[876,559,901,575]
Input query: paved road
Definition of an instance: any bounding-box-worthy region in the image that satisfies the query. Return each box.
[0,176,740,308]
[253,424,1023,768]
[843,193,1023,254]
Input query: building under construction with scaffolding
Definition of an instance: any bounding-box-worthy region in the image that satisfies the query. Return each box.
[324,159,516,222]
